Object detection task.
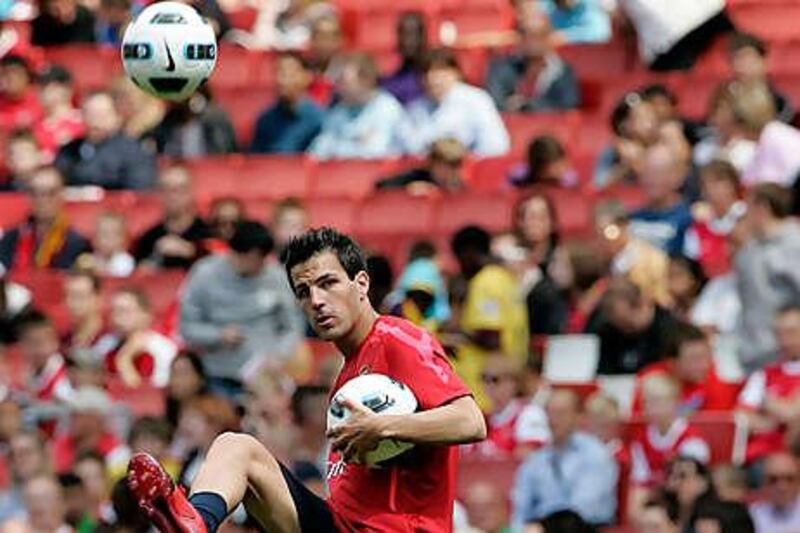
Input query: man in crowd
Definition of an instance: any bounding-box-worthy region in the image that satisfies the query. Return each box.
[381,11,428,106]
[63,271,105,356]
[55,91,156,190]
[512,389,618,528]
[250,53,323,154]
[134,166,212,270]
[2,129,44,191]
[34,65,85,159]
[180,221,304,399]
[31,0,96,46]
[750,452,800,532]
[0,430,52,523]
[0,55,42,131]
[8,475,72,532]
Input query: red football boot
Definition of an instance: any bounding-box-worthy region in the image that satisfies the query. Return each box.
[127,453,208,533]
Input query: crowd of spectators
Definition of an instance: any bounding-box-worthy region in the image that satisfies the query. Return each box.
[2,0,800,532]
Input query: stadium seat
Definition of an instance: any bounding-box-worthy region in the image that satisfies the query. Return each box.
[209,45,258,91]
[215,86,276,147]
[185,156,246,200]
[729,3,800,42]
[466,155,519,192]
[559,40,631,80]
[433,192,513,235]
[355,191,438,237]
[456,456,519,502]
[8,271,70,332]
[64,198,120,238]
[237,155,312,200]
[308,159,396,199]
[594,184,647,211]
[0,193,30,231]
[306,198,359,234]
[101,270,186,322]
[502,112,580,156]
[547,188,593,237]
[43,46,122,93]
[120,193,163,240]
[107,378,166,418]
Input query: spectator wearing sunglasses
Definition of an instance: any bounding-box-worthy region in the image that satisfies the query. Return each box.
[750,452,800,532]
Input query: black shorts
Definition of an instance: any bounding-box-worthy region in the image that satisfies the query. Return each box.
[278,463,339,533]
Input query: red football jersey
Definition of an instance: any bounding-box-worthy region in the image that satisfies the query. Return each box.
[326,316,472,532]
[630,418,710,487]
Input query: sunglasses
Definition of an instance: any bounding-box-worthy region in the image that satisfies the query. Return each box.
[766,474,798,485]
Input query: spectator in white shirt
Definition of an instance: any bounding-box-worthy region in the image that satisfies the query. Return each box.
[750,452,800,533]
[403,48,510,157]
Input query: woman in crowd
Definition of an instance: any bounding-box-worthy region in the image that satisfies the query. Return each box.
[165,351,208,428]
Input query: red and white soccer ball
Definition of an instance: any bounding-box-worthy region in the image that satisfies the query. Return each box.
[327,373,418,466]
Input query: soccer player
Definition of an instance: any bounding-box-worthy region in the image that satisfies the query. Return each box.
[127,227,486,532]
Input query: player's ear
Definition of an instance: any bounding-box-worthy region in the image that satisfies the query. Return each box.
[354,270,370,301]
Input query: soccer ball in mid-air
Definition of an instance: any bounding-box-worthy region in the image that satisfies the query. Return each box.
[121,1,217,101]
[328,374,418,466]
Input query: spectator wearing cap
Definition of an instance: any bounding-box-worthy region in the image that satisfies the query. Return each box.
[250,52,323,154]
[750,452,800,532]
[34,65,85,160]
[32,0,96,46]
[51,386,129,475]
[376,137,466,194]
[736,184,800,371]
[538,0,611,45]
[0,166,91,273]
[133,166,212,270]
[309,52,406,160]
[403,48,510,157]
[486,13,579,113]
[180,221,304,399]
[1,129,44,191]
[0,55,43,131]
[729,32,795,125]
[55,91,157,190]
[380,11,428,106]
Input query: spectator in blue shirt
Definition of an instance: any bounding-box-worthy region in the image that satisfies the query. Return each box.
[512,389,618,528]
[251,52,323,154]
[486,13,580,113]
[539,0,611,45]
[309,52,406,160]
[403,48,510,157]
[629,143,693,255]
[380,11,428,107]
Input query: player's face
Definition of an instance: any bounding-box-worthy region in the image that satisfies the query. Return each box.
[290,251,370,341]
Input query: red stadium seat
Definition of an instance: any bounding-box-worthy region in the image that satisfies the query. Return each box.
[306,198,359,234]
[43,46,122,93]
[121,193,164,240]
[238,156,311,200]
[502,112,580,156]
[308,159,396,199]
[0,193,30,231]
[107,378,166,417]
[215,86,275,147]
[101,270,186,322]
[729,3,800,42]
[559,41,631,80]
[547,189,593,237]
[433,192,513,235]
[185,156,245,200]
[466,155,519,192]
[456,456,519,502]
[209,45,257,91]
[8,271,70,332]
[355,191,438,237]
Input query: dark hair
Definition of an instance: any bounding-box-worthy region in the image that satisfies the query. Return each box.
[645,489,681,524]
[670,254,708,293]
[128,416,173,446]
[514,192,560,250]
[602,277,643,308]
[278,51,311,71]
[398,10,426,33]
[778,304,800,318]
[691,500,755,533]
[229,221,275,255]
[16,309,55,337]
[37,64,73,86]
[281,227,367,291]
[729,32,767,57]
[110,478,151,533]
[58,472,84,490]
[290,385,330,425]
[641,83,677,105]
[610,91,644,136]
[539,510,597,533]
[75,450,105,467]
[525,135,566,185]
[409,240,437,261]
[751,183,792,218]
[422,47,460,74]
[166,351,208,427]
[0,54,32,75]
[114,286,151,312]
[666,321,708,359]
[7,128,38,147]
[700,160,741,192]
[67,269,102,293]
[451,225,491,256]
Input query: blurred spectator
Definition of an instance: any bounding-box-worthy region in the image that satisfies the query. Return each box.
[712,465,749,503]
[510,135,577,189]
[446,225,528,410]
[0,18,40,66]
[728,33,795,124]
[207,196,245,245]
[109,76,166,140]
[0,55,43,131]
[270,197,308,254]
[512,389,618,528]
[173,394,239,486]
[0,276,31,345]
[750,452,800,532]
[180,221,304,399]
[381,11,428,106]
[486,14,579,113]
[62,270,104,354]
[31,0,96,45]
[690,499,755,533]
[177,0,231,38]
[538,0,611,45]
[587,277,679,374]
[376,137,466,193]
[637,492,681,533]
[618,0,732,71]
[584,392,630,487]
[165,352,208,428]
[306,14,342,107]
[102,478,149,533]
[145,86,237,159]
[641,84,702,147]
[629,376,710,515]
[386,242,451,332]
[594,91,658,189]
[628,143,693,255]
[2,128,44,191]
[309,52,405,160]
[683,160,746,278]
[241,370,296,465]
[59,472,97,533]
[237,0,332,50]
[55,91,157,190]
[81,212,135,277]
[34,65,85,160]
[736,184,800,370]
[9,475,71,532]
[666,256,706,321]
[462,481,511,533]
[663,458,718,529]
[250,52,323,154]
[593,200,670,306]
[133,165,212,270]
[404,48,510,157]
[73,451,114,524]
[289,384,329,473]
[0,430,51,523]
[17,310,75,405]
[94,287,178,388]
[693,81,759,173]
[0,166,91,273]
[526,509,596,532]
[0,398,22,445]
[51,386,129,474]
[128,416,179,479]
[737,305,800,466]
[95,0,132,47]
[631,322,735,417]
[738,82,800,188]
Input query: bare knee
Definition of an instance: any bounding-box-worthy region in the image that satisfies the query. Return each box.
[210,432,279,471]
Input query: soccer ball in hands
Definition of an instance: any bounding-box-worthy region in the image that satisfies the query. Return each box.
[328,374,418,467]
[121,1,217,101]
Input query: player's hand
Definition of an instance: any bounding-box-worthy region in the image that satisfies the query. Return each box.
[220,325,244,347]
[327,398,388,465]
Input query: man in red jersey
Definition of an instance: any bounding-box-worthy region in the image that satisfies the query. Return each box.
[127,227,486,533]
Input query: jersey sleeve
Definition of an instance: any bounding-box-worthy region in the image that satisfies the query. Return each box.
[385,330,472,410]
[738,370,767,411]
